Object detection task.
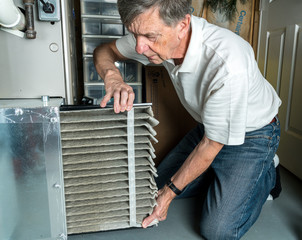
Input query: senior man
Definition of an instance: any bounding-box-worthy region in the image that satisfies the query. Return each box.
[93,0,281,239]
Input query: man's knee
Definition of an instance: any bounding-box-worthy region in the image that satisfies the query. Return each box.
[200,214,239,240]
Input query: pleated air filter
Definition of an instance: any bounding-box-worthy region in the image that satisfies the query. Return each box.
[59,105,159,234]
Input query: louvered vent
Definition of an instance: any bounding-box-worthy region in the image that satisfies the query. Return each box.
[59,105,159,234]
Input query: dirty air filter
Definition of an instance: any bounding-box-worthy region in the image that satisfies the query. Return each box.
[59,105,159,234]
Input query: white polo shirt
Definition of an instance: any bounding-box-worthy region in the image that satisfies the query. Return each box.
[116,16,281,145]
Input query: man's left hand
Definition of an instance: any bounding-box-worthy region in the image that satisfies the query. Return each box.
[142,185,176,228]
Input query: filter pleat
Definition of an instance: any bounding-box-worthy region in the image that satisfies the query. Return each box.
[62,135,151,148]
[62,143,152,156]
[65,198,157,216]
[63,165,156,179]
[64,186,157,202]
[61,127,155,140]
[62,149,151,164]
[66,206,153,223]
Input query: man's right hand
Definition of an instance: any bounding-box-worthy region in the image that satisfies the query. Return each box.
[93,41,134,113]
[101,78,135,113]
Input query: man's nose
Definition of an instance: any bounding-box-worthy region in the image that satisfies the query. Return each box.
[135,36,148,54]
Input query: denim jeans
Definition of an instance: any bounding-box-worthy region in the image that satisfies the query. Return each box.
[156,118,280,239]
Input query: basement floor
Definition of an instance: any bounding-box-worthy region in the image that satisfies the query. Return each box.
[68,166,302,240]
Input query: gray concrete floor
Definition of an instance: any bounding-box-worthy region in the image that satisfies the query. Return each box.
[68,167,302,240]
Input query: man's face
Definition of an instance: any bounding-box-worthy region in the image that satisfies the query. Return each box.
[128,7,186,64]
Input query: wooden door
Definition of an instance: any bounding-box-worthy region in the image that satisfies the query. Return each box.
[258,0,302,179]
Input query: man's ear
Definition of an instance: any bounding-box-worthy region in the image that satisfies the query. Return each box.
[178,14,191,39]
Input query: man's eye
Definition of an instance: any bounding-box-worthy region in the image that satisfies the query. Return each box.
[148,36,156,42]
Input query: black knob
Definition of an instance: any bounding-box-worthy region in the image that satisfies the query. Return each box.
[43,3,55,14]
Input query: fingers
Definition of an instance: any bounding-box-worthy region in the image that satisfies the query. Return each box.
[100,93,112,108]
[142,212,158,228]
[119,88,130,112]
[141,197,168,228]
[113,88,134,113]
[113,90,121,113]
[101,84,134,113]
[142,210,167,228]
[127,90,135,111]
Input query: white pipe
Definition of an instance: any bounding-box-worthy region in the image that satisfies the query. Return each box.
[0,0,25,30]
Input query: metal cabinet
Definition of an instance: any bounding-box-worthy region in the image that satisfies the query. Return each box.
[80,0,143,104]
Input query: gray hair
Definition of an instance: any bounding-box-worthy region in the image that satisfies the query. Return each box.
[117,0,193,27]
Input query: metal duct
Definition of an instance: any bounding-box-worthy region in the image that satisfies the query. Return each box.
[60,105,159,234]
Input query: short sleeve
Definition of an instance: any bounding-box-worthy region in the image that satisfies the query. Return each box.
[116,34,150,65]
[202,72,249,145]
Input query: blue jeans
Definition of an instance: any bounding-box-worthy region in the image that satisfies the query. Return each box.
[156,118,280,239]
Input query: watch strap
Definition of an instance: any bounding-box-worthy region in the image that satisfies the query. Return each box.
[166,179,182,195]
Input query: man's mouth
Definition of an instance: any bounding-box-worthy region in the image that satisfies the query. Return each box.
[147,55,157,61]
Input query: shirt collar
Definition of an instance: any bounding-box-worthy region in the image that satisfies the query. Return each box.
[175,16,203,73]
[166,16,202,72]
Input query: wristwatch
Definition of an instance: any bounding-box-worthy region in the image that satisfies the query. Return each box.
[166,179,182,195]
